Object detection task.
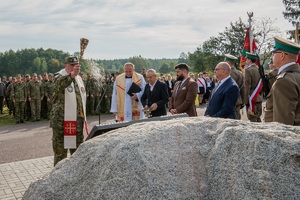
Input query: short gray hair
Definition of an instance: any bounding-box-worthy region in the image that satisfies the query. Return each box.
[147,69,156,75]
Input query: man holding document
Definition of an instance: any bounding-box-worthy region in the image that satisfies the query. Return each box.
[110,62,146,122]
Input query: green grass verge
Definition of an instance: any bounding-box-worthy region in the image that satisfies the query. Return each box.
[0,107,16,126]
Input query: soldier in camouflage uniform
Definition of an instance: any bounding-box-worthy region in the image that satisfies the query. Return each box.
[86,74,96,115]
[46,73,55,120]
[50,56,86,166]
[103,76,114,113]
[28,73,42,121]
[11,74,27,124]
[24,74,32,120]
[6,77,15,116]
[93,78,102,114]
[41,73,49,119]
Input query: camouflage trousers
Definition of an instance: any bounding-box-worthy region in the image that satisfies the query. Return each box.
[246,102,262,122]
[87,96,95,115]
[25,99,31,120]
[52,117,84,166]
[15,101,25,121]
[30,99,41,120]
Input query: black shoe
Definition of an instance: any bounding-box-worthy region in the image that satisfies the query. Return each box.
[36,119,40,121]
[16,121,20,124]
[20,119,24,123]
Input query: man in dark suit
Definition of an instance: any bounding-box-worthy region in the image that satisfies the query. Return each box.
[169,63,198,117]
[141,69,169,117]
[205,62,239,119]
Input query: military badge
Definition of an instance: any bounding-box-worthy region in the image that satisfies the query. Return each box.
[81,87,85,93]
[67,85,73,93]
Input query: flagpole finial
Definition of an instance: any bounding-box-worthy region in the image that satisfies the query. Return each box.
[247,12,254,25]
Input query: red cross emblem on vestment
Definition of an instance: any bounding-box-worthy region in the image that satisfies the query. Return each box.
[64,121,77,136]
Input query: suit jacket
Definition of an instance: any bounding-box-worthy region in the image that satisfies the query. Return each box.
[205,77,239,119]
[141,80,169,117]
[244,64,263,104]
[169,77,198,116]
[265,63,300,125]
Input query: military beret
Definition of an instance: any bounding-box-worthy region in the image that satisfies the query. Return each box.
[32,73,37,76]
[245,52,257,60]
[224,54,238,62]
[272,36,300,55]
[65,55,79,64]
[174,63,190,71]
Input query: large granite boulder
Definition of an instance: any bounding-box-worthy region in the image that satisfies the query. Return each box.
[23,117,300,200]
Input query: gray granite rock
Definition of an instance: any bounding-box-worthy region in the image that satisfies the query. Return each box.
[23,117,300,200]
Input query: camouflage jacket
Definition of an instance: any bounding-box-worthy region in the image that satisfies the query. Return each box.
[50,73,85,126]
[27,80,42,99]
[11,82,27,102]
[46,80,55,99]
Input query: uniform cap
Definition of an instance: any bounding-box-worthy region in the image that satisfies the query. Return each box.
[224,54,238,62]
[64,55,79,64]
[32,73,37,76]
[245,52,257,60]
[48,73,53,77]
[25,74,30,77]
[272,36,300,55]
[16,74,22,78]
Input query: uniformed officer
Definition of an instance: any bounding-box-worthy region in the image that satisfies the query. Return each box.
[244,52,263,122]
[264,36,300,125]
[11,74,27,124]
[28,73,42,121]
[41,73,49,119]
[267,59,278,90]
[225,54,246,120]
[50,55,87,166]
[24,74,32,120]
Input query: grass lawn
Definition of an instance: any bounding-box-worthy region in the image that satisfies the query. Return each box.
[0,107,16,126]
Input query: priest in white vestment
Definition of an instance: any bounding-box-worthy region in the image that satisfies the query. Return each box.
[110,62,146,122]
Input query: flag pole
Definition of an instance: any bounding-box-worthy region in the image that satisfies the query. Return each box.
[247,12,254,53]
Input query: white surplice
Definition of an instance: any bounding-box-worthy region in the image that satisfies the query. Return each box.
[110,74,146,121]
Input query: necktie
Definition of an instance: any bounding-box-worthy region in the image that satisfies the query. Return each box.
[175,81,182,95]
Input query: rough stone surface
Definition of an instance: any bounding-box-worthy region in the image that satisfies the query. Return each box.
[23,117,300,200]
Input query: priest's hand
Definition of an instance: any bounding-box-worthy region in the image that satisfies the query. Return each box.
[70,64,81,78]
[131,93,138,100]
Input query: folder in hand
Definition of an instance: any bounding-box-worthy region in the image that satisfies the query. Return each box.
[127,82,141,96]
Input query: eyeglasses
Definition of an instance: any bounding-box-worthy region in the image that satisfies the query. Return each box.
[271,51,288,56]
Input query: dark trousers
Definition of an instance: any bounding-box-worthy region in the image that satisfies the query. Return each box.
[0,96,4,113]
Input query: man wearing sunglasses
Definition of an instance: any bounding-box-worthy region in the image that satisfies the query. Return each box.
[264,36,300,125]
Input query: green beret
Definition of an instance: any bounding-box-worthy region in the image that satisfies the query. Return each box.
[224,54,238,62]
[65,55,79,64]
[272,36,300,55]
[245,52,257,60]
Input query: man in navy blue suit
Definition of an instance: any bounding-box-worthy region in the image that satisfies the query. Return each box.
[204,62,239,119]
[141,69,169,117]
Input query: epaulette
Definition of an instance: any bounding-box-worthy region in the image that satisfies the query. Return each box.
[277,72,287,79]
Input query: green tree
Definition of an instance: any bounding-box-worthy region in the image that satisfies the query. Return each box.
[282,0,300,27]
[158,63,169,74]
[128,55,147,73]
[178,52,188,64]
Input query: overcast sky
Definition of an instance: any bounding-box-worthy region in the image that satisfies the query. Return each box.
[0,0,294,59]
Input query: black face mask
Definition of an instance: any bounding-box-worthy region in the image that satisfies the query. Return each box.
[176,74,184,81]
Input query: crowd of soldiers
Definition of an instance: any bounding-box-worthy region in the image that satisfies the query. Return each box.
[0,72,114,124]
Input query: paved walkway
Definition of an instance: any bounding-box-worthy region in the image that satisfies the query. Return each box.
[0,157,53,200]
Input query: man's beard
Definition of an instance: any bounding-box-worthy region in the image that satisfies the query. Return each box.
[176,74,184,81]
